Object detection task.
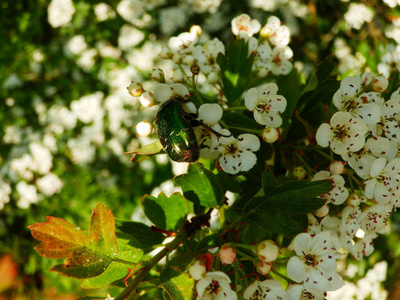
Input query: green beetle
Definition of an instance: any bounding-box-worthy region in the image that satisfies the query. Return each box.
[154,97,200,162]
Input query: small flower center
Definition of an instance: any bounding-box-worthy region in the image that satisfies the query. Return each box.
[303,251,318,267]
[333,124,347,140]
[226,143,237,154]
[206,280,221,295]
[256,103,270,114]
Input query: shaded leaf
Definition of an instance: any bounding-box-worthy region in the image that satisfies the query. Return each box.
[141,192,189,232]
[174,163,223,208]
[161,266,195,300]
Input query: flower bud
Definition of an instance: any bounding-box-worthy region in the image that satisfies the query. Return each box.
[315,204,329,217]
[329,160,345,175]
[262,127,279,143]
[348,193,365,207]
[136,121,153,137]
[293,166,306,180]
[256,260,272,275]
[172,69,184,82]
[127,81,144,97]
[150,68,165,82]
[371,75,388,92]
[218,245,236,265]
[257,240,279,263]
[189,260,206,281]
[139,91,156,108]
[207,71,220,84]
[159,45,172,59]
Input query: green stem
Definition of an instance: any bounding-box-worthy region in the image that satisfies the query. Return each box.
[270,270,294,284]
[223,107,248,111]
[114,229,188,300]
[112,257,138,266]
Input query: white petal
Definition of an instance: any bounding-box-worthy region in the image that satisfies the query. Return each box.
[287,256,307,282]
[294,233,312,255]
[245,88,259,110]
[316,124,332,148]
[238,152,257,172]
[198,103,223,124]
[237,134,260,151]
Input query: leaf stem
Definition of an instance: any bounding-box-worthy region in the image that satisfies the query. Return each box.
[114,229,188,300]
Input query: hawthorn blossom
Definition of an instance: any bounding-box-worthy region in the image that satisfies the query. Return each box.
[312,171,349,205]
[168,25,201,56]
[216,131,260,174]
[380,89,400,141]
[286,232,344,296]
[196,104,224,159]
[245,83,287,128]
[231,14,261,38]
[260,16,290,46]
[196,271,237,300]
[339,205,361,251]
[153,83,190,103]
[316,111,368,155]
[359,203,392,234]
[286,284,325,300]
[332,76,383,125]
[257,240,279,262]
[351,233,376,261]
[193,38,225,75]
[189,260,207,281]
[364,157,400,205]
[243,280,286,300]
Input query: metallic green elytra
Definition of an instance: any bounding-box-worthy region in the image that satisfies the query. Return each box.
[154,97,200,162]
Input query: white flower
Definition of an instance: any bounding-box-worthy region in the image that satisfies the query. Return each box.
[0,180,12,210]
[312,171,349,205]
[153,84,190,103]
[193,38,225,75]
[261,16,291,46]
[196,271,237,300]
[231,14,261,38]
[47,0,75,28]
[71,92,104,124]
[364,157,400,205]
[316,111,368,155]
[118,24,145,51]
[339,205,361,251]
[359,204,392,234]
[286,283,326,300]
[381,91,400,142]
[245,83,287,128]
[36,173,64,196]
[196,104,224,159]
[351,233,376,260]
[127,81,144,97]
[271,46,293,75]
[344,3,374,30]
[217,132,260,174]
[94,3,115,22]
[332,76,383,125]
[287,232,344,296]
[16,182,40,209]
[168,27,200,56]
[243,280,286,300]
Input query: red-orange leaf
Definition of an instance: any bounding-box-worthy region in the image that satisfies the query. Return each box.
[28,202,119,278]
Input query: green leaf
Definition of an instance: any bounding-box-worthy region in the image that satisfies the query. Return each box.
[246,207,303,236]
[115,219,165,249]
[262,166,277,197]
[217,38,254,103]
[222,112,261,131]
[28,203,120,279]
[141,192,189,232]
[216,171,241,193]
[196,234,221,253]
[160,266,195,300]
[174,163,224,208]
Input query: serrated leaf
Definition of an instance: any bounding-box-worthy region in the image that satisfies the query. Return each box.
[160,266,194,300]
[262,166,277,197]
[174,163,223,208]
[141,192,189,232]
[28,203,120,278]
[115,219,165,249]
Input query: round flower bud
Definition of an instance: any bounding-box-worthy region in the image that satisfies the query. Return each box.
[293,166,306,180]
[184,55,196,66]
[348,193,365,207]
[256,260,272,275]
[371,75,388,92]
[262,127,279,143]
[189,260,206,281]
[260,26,272,39]
[139,91,156,108]
[136,121,152,137]
[218,245,236,265]
[160,45,172,59]
[172,69,184,82]
[314,204,329,217]
[127,81,144,97]
[207,72,220,84]
[198,103,223,124]
[257,240,279,263]
[150,68,165,82]
[190,25,202,36]
[329,160,345,175]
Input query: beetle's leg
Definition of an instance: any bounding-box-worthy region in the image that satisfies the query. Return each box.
[191,119,232,138]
